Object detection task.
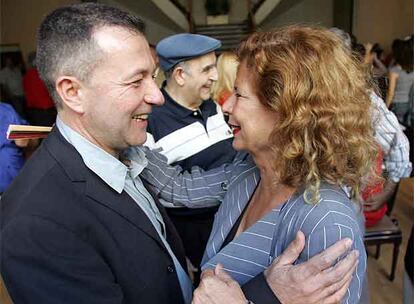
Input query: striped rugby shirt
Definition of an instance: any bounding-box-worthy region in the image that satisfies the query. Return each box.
[145,86,236,171]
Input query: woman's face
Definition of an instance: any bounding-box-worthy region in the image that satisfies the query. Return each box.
[223,61,279,156]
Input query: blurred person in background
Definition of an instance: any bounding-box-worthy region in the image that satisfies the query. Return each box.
[23,51,56,126]
[385,39,403,68]
[0,55,25,118]
[147,34,236,284]
[0,101,38,195]
[362,43,388,99]
[211,51,239,107]
[149,44,165,87]
[332,28,412,223]
[364,43,388,78]
[386,37,414,125]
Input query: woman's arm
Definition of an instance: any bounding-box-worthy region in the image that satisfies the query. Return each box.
[373,54,388,77]
[289,193,366,304]
[194,233,358,304]
[298,225,365,303]
[386,72,399,107]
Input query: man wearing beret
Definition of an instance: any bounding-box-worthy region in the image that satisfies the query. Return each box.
[146,33,237,283]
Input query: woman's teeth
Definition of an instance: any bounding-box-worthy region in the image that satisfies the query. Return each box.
[229,124,241,134]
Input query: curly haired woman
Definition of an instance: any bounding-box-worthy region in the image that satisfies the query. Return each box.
[140,25,379,303]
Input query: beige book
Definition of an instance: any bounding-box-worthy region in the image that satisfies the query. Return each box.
[7,124,52,140]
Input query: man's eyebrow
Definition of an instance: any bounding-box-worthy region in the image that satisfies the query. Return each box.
[122,68,148,82]
[201,63,216,72]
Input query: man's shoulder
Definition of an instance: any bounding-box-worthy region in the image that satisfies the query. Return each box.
[148,98,190,136]
[148,103,182,136]
[0,139,91,231]
[3,142,75,197]
[149,97,177,119]
[3,132,87,203]
[201,98,217,108]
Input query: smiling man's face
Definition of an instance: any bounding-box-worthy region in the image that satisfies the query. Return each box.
[79,26,164,156]
[182,52,218,104]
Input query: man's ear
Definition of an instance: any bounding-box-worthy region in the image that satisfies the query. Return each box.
[55,76,85,114]
[173,66,186,86]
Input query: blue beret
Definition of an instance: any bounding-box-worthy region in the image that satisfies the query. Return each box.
[156,33,221,71]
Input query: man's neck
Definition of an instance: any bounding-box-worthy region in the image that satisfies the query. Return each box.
[57,113,120,159]
[164,82,203,110]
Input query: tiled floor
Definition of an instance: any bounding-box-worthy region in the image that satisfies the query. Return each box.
[367,177,414,304]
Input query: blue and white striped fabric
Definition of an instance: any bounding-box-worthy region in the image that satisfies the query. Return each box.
[140,148,367,304]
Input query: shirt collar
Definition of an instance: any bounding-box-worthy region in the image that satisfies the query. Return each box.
[161,85,215,120]
[56,117,148,193]
[122,147,149,179]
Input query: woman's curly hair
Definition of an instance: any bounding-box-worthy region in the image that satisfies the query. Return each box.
[237,25,379,203]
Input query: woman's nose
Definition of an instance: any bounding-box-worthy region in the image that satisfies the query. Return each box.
[222,92,235,114]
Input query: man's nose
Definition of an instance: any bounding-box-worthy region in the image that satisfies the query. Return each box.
[144,80,164,106]
[210,67,218,82]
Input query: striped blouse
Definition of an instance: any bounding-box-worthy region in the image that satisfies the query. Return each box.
[138,148,366,304]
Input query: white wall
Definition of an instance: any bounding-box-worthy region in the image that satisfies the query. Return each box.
[191,0,208,25]
[353,0,413,52]
[103,0,182,44]
[229,0,249,24]
[0,0,80,60]
[260,0,334,30]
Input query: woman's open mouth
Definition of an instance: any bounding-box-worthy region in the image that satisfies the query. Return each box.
[228,123,241,135]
